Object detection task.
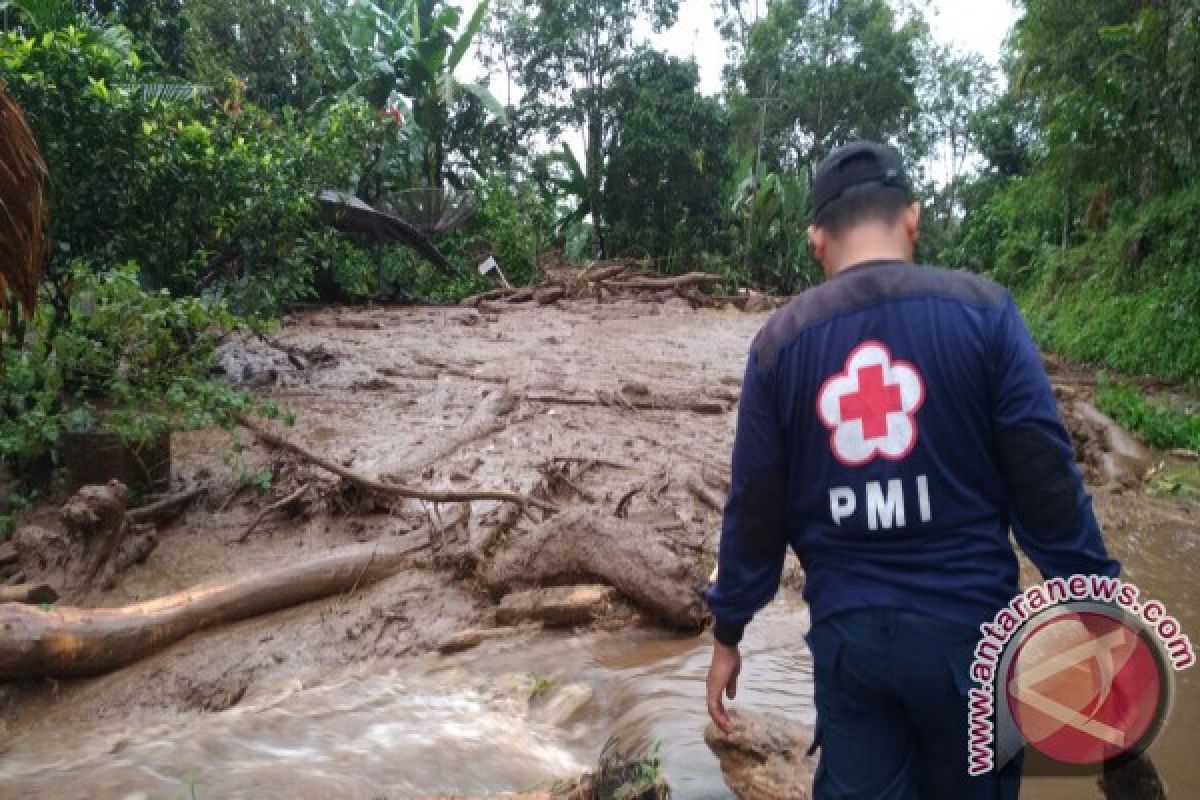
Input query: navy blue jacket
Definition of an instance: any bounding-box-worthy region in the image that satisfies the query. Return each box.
[706,260,1119,645]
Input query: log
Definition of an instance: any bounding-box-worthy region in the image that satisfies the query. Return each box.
[435,624,535,655]
[535,286,567,305]
[704,711,817,800]
[127,486,207,526]
[239,418,555,513]
[0,540,422,679]
[599,271,722,291]
[460,287,518,307]
[485,508,709,629]
[385,388,519,480]
[0,583,58,605]
[525,390,730,415]
[495,585,618,627]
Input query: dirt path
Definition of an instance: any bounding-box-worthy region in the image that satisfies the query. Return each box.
[1,299,1196,791]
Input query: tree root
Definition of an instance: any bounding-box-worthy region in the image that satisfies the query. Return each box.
[485,508,709,629]
[235,484,311,543]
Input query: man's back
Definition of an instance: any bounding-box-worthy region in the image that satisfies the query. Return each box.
[756,259,1023,627]
[705,142,1118,800]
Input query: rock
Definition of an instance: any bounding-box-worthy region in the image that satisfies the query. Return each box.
[214,336,302,387]
[742,293,776,314]
[532,683,594,727]
[435,625,533,655]
[13,525,70,572]
[495,585,618,627]
[1075,401,1152,483]
[704,710,817,800]
[1169,448,1200,463]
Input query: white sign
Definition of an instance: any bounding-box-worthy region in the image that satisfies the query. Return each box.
[478,256,499,276]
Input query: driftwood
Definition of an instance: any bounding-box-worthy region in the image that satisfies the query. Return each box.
[534,286,567,305]
[460,287,519,307]
[435,623,536,655]
[526,389,731,415]
[485,508,709,629]
[0,540,422,679]
[598,271,722,291]
[0,583,58,605]
[236,484,310,543]
[495,585,618,627]
[127,486,207,526]
[240,418,556,513]
[385,388,519,480]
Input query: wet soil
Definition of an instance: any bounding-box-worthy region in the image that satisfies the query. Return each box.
[1,299,1197,799]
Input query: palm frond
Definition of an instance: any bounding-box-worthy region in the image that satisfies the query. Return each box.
[0,82,48,311]
[122,83,215,103]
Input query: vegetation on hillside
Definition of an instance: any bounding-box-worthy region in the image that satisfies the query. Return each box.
[1,0,1197,475]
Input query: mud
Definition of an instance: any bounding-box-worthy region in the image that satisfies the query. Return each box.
[0,299,1197,799]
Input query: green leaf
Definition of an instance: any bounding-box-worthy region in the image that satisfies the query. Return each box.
[448,0,489,72]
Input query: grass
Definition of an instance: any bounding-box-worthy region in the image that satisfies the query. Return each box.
[1096,382,1200,451]
[529,673,557,699]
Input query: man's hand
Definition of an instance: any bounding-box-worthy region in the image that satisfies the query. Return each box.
[706,642,742,735]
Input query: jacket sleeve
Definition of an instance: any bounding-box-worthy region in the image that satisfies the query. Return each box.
[705,347,791,646]
[989,296,1120,580]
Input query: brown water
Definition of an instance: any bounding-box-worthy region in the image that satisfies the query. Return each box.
[2,496,1197,800]
[0,302,1195,799]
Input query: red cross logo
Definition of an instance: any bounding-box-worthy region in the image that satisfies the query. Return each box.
[817,341,925,466]
[839,364,904,440]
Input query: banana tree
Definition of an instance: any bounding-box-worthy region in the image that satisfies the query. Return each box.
[334,0,503,188]
[537,142,605,260]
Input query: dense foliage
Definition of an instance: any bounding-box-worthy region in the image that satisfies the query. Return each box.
[0,0,1196,476]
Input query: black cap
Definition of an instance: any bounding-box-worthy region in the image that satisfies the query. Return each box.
[811,141,911,222]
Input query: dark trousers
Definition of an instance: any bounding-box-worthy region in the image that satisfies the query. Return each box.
[805,608,1022,800]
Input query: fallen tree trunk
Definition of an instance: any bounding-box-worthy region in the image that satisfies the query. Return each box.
[0,540,422,679]
[485,508,709,629]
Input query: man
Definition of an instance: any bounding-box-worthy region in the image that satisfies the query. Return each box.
[704,141,1119,799]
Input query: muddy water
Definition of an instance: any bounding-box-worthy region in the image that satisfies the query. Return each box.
[0,596,808,800]
[3,493,1198,800]
[1,303,1196,800]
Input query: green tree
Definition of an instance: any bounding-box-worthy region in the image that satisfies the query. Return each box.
[728,0,930,174]
[602,50,733,263]
[182,0,339,109]
[496,0,679,256]
[329,0,501,188]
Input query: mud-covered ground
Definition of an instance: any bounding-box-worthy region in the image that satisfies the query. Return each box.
[1,298,1197,798]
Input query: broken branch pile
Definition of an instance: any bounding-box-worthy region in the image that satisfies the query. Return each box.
[460,261,783,312]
